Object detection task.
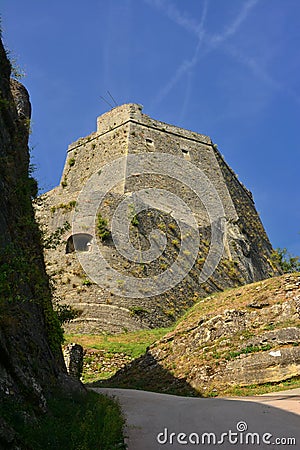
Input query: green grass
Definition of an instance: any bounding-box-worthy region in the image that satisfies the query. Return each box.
[1,390,126,450]
[65,327,173,359]
[65,327,174,383]
[225,344,272,360]
[65,273,300,397]
[222,376,300,397]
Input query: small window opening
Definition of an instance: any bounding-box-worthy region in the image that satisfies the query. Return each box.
[146,138,154,146]
[66,233,93,253]
[181,148,190,160]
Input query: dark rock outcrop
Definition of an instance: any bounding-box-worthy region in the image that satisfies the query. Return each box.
[0,37,82,448]
[63,343,84,379]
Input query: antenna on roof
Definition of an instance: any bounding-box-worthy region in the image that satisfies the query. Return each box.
[107,90,118,107]
[100,95,114,109]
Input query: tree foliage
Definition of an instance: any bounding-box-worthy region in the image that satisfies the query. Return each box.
[53,299,81,326]
[271,247,300,273]
[43,221,71,249]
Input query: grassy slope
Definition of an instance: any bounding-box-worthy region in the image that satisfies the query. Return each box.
[65,327,173,382]
[67,273,300,397]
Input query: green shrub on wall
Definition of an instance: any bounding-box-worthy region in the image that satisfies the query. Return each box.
[96,213,110,242]
[68,157,75,167]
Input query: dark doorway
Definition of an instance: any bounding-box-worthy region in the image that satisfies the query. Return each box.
[66,233,93,253]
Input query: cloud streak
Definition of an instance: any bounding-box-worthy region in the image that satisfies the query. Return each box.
[147,0,300,112]
[149,0,208,107]
[209,0,259,46]
[223,42,300,105]
[147,0,260,109]
[144,0,203,37]
[152,31,205,107]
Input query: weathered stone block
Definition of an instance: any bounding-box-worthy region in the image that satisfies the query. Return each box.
[63,343,84,379]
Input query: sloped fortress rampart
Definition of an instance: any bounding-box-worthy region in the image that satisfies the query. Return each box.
[35,104,278,333]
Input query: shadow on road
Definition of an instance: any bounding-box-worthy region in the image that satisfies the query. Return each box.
[90,353,200,397]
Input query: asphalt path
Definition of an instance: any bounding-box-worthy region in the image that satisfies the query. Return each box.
[93,388,300,450]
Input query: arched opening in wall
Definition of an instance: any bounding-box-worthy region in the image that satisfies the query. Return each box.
[66,233,93,253]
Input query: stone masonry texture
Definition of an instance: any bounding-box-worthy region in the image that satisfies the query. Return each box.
[35,104,279,334]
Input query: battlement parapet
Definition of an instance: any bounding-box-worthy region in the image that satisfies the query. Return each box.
[96,103,143,134]
[96,103,212,145]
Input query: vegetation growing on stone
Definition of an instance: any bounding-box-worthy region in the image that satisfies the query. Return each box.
[128,203,139,226]
[129,305,150,316]
[64,327,173,383]
[68,157,76,167]
[61,175,68,187]
[82,277,93,286]
[50,200,76,214]
[96,213,110,241]
[43,221,71,249]
[52,298,81,325]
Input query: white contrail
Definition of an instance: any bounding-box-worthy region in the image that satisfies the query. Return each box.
[150,0,208,107]
[152,35,205,106]
[179,70,193,123]
[209,0,259,46]
[149,0,260,108]
[147,0,299,110]
[223,42,300,105]
[144,0,203,37]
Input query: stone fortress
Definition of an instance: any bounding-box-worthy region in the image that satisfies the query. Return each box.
[35,104,279,333]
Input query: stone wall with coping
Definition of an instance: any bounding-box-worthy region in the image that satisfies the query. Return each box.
[34,104,279,334]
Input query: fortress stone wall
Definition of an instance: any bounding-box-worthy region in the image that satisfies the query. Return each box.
[35,104,279,333]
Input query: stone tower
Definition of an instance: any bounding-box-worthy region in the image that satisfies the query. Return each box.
[35,104,278,333]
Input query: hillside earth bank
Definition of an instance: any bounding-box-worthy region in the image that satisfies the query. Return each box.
[93,273,300,397]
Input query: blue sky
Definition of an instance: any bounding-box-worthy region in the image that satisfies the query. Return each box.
[2,0,300,256]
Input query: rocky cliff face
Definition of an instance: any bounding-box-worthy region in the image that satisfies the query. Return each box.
[0,38,75,449]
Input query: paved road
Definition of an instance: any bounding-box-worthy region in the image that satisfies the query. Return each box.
[93,388,300,450]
